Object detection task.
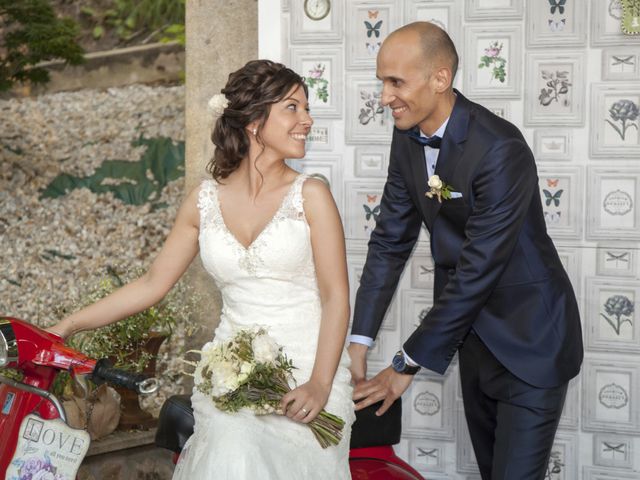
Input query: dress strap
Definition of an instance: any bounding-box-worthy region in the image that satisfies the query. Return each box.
[197,179,222,229]
[289,174,309,221]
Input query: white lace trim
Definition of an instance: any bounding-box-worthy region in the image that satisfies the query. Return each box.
[198,175,309,275]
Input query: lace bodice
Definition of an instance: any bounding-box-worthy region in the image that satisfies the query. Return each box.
[197,174,321,342]
[198,174,315,278]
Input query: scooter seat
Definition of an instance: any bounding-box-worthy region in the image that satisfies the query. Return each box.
[155,395,402,453]
[155,394,194,453]
[351,398,402,448]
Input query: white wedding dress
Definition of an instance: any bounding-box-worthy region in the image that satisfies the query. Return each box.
[172,174,355,479]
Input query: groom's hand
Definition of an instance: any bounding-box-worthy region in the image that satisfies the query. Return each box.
[347,343,368,385]
[353,367,413,416]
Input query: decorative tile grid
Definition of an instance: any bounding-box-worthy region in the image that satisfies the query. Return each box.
[272,0,640,476]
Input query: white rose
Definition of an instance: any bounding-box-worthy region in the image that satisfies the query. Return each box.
[428,175,443,189]
[252,334,280,365]
[210,360,240,396]
[207,93,229,118]
[237,361,255,383]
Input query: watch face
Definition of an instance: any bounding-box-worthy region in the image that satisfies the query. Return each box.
[391,352,405,373]
[304,0,331,21]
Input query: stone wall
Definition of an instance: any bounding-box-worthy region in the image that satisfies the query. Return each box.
[9,43,184,98]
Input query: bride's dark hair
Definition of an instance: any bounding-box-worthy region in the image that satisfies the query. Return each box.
[207,59,308,181]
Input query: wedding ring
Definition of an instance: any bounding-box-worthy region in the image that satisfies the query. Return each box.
[301,408,308,415]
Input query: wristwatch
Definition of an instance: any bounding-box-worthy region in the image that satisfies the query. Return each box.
[391,350,421,375]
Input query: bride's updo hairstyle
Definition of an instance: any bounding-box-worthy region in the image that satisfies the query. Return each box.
[207,59,308,181]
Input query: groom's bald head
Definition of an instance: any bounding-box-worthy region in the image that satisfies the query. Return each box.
[384,22,459,82]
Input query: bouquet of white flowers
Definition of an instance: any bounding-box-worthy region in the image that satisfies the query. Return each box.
[184,328,345,448]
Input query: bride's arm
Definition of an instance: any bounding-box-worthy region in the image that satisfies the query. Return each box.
[281,178,349,423]
[47,186,202,340]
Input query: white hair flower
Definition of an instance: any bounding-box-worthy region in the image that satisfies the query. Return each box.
[208,93,229,118]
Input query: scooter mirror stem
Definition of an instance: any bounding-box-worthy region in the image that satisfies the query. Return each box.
[0,375,68,423]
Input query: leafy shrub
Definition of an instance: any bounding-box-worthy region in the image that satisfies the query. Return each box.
[0,0,84,92]
[81,0,185,43]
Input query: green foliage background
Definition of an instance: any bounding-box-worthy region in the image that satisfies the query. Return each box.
[0,0,84,91]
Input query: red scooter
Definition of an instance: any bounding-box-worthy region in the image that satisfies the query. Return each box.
[0,317,158,479]
[156,390,424,479]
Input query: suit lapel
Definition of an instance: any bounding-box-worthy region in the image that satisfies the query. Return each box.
[426,91,472,226]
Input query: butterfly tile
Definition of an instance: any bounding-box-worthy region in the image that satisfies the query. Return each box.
[526,0,587,47]
[346,0,402,69]
[538,166,583,240]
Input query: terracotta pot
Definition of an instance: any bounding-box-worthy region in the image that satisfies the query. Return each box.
[112,332,167,431]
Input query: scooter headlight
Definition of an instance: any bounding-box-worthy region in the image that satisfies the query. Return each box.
[0,318,18,367]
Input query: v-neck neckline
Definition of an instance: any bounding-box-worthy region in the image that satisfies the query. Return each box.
[215,174,301,251]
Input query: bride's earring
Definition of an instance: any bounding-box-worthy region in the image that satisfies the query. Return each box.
[252,128,257,136]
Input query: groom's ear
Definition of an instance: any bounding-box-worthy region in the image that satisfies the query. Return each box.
[430,65,453,94]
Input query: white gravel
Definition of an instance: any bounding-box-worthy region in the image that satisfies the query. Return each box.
[1,83,185,323]
[0,84,192,411]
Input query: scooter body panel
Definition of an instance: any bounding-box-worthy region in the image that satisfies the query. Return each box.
[0,379,60,475]
[350,459,423,480]
[350,446,424,480]
[1,317,153,477]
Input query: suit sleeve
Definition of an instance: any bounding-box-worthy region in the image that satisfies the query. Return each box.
[351,135,423,340]
[403,138,537,373]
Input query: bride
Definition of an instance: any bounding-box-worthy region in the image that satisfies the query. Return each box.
[48,59,355,479]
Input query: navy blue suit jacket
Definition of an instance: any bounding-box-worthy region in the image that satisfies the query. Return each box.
[352,91,583,388]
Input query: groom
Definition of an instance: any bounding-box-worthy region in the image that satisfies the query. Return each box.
[348,22,583,479]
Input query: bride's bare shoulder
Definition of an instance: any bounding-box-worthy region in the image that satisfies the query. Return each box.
[301,176,338,222]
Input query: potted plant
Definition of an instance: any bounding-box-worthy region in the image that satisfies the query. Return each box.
[57,265,200,431]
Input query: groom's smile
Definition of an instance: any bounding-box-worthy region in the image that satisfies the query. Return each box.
[390,104,408,118]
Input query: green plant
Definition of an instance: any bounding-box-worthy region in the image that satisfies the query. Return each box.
[0,0,85,92]
[58,266,200,373]
[160,0,186,46]
[40,136,185,208]
[81,0,185,43]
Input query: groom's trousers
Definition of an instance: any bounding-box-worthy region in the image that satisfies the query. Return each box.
[459,330,568,480]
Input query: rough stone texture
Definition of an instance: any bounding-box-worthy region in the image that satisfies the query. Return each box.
[184,0,258,340]
[28,43,186,96]
[185,0,258,191]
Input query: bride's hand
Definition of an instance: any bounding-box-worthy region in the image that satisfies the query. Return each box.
[280,380,330,424]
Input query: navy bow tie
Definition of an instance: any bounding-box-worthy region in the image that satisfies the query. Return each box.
[406,130,442,149]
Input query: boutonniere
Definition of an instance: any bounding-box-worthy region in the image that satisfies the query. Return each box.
[425,175,454,203]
